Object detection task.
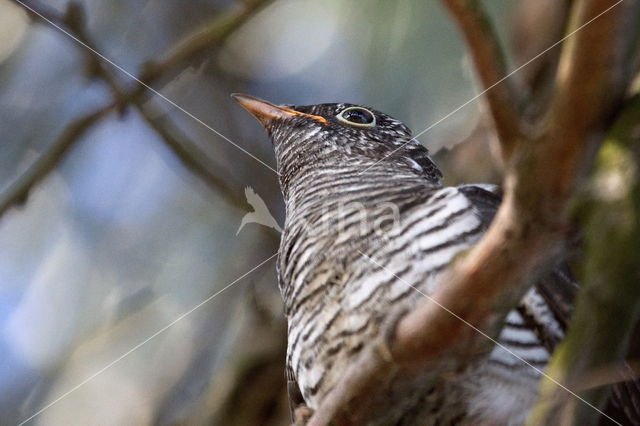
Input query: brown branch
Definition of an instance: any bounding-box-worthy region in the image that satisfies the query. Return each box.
[509,0,573,119]
[532,0,639,222]
[307,1,637,424]
[529,99,640,425]
[0,103,115,216]
[442,0,526,159]
[308,200,561,425]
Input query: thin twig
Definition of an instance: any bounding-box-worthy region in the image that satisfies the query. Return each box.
[19,0,129,103]
[0,103,116,216]
[442,0,525,158]
[5,0,272,218]
[138,0,273,97]
[509,0,573,119]
[133,100,246,210]
[23,0,250,210]
[148,0,269,73]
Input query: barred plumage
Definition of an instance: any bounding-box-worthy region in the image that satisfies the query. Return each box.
[232,94,636,425]
[279,176,556,424]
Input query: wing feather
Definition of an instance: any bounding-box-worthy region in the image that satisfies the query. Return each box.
[459,183,640,425]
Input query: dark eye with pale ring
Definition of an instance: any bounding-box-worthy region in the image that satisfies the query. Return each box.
[337,107,376,128]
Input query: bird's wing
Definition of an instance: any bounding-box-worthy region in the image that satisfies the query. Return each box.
[244,185,257,199]
[459,184,640,425]
[245,186,270,212]
[459,184,569,352]
[456,184,502,229]
[457,183,577,341]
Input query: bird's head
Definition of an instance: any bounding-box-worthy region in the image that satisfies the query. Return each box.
[232,94,442,196]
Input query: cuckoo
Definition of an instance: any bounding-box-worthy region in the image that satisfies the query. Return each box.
[232,94,639,425]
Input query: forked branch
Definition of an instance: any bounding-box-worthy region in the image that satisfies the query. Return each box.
[0,103,116,216]
[2,0,272,218]
[306,0,638,424]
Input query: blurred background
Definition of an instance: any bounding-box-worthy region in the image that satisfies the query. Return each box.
[0,0,557,424]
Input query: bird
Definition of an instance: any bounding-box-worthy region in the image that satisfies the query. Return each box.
[236,186,283,235]
[231,93,638,425]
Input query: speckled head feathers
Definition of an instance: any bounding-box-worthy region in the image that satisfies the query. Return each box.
[232,94,443,193]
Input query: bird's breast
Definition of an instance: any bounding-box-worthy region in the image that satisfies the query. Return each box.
[280,187,491,408]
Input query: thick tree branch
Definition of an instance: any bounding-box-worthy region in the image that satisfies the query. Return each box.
[542,0,640,209]
[530,96,640,426]
[307,1,638,424]
[308,199,561,425]
[442,0,526,159]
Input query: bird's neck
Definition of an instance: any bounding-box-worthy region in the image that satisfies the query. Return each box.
[281,165,440,232]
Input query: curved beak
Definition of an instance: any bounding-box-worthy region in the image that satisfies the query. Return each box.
[231,93,327,128]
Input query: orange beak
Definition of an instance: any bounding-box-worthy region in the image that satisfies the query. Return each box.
[231,93,327,127]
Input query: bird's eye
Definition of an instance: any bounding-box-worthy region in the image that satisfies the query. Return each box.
[336,107,376,128]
